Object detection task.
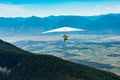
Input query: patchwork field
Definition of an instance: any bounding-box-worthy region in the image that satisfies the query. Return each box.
[8,35,120,75]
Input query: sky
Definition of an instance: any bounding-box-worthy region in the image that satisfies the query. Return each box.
[0,0,120,17]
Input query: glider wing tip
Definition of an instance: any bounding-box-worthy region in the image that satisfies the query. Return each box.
[41,32,46,34]
[84,30,89,32]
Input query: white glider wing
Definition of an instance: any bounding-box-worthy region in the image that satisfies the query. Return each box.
[42,27,88,34]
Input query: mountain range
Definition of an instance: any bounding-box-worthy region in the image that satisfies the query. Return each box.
[0,39,120,80]
[0,13,120,37]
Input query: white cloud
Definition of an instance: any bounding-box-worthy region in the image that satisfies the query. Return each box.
[0,2,120,17]
[0,4,52,17]
[0,4,28,17]
[95,5,101,8]
[105,7,110,10]
[0,4,26,12]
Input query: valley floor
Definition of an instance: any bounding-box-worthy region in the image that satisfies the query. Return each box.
[1,35,120,75]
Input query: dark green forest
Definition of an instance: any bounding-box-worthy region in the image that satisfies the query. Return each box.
[0,39,120,80]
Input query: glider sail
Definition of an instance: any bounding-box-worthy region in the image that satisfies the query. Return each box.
[42,27,88,34]
[42,27,88,42]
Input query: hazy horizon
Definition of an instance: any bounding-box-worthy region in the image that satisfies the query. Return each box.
[0,13,119,18]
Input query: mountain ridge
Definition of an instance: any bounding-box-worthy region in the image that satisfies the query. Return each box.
[0,13,120,37]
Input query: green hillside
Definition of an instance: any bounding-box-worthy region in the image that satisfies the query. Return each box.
[0,39,120,80]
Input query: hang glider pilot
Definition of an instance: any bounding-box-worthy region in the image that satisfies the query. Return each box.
[42,27,88,42]
[63,34,68,42]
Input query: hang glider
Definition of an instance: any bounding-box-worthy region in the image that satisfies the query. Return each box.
[42,27,88,42]
[42,27,88,34]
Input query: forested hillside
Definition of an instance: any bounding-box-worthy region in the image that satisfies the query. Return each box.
[0,39,120,80]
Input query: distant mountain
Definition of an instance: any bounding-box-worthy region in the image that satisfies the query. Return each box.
[0,39,120,80]
[0,13,120,36]
[85,14,120,34]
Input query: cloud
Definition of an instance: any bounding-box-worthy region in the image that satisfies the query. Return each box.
[0,4,25,12]
[95,5,101,8]
[0,4,28,17]
[0,4,53,17]
[0,2,120,17]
